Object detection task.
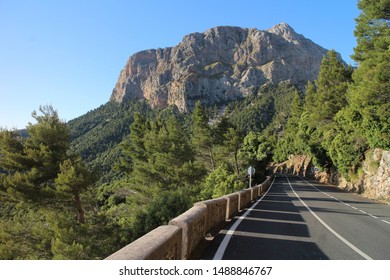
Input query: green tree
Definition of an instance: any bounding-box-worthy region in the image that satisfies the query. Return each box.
[273,90,304,161]
[55,156,97,223]
[314,50,352,127]
[294,51,353,168]
[0,130,25,173]
[348,0,390,149]
[192,101,215,171]
[238,130,274,181]
[289,91,304,124]
[0,105,71,202]
[143,116,200,191]
[132,190,191,238]
[215,126,243,176]
[116,112,150,175]
[329,0,390,175]
[0,106,107,259]
[328,107,367,176]
[297,81,317,150]
[0,208,55,259]
[109,113,207,241]
[303,81,317,127]
[352,0,390,62]
[326,0,389,176]
[122,112,205,194]
[200,164,245,199]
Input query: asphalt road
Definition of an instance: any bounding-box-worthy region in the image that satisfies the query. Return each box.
[203,175,390,260]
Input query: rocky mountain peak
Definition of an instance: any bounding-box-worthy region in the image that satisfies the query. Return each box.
[267,22,302,43]
[110,23,339,111]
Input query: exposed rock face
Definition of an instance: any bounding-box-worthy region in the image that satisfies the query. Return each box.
[110,23,334,111]
[359,149,390,200]
[273,149,390,203]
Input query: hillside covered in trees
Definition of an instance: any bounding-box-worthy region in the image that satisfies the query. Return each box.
[0,0,388,259]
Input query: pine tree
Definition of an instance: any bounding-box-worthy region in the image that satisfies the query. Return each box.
[116,112,149,175]
[294,51,353,168]
[192,101,216,171]
[326,0,389,175]
[352,0,390,63]
[143,116,196,190]
[0,106,101,259]
[0,130,25,172]
[328,107,367,176]
[313,50,352,127]
[123,112,205,193]
[55,155,96,223]
[0,208,55,259]
[294,81,317,155]
[218,127,243,176]
[273,90,304,161]
[348,0,390,148]
[0,105,71,202]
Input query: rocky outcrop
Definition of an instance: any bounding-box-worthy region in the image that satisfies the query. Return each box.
[110,23,336,111]
[353,149,390,200]
[273,154,315,178]
[273,149,390,203]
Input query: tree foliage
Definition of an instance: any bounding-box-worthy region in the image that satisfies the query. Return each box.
[0,106,71,202]
[274,50,353,168]
[0,106,110,259]
[348,0,390,149]
[192,101,216,171]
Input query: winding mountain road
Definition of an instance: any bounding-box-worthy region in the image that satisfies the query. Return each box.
[204,175,390,260]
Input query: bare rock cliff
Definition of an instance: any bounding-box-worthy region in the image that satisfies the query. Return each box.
[110,23,333,110]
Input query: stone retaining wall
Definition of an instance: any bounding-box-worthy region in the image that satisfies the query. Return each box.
[106,175,274,260]
[105,225,182,260]
[169,206,207,259]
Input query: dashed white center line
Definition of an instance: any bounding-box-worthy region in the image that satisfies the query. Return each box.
[299,177,390,226]
[286,176,373,260]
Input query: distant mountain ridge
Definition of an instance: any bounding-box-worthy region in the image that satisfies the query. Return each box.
[110,23,341,111]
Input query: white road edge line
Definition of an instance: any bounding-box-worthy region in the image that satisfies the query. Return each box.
[212,177,276,260]
[286,176,373,260]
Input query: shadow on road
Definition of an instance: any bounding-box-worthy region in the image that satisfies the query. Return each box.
[202,177,330,259]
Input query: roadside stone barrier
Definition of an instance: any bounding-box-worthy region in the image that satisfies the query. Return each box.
[105,225,182,260]
[168,205,207,259]
[194,197,227,235]
[222,192,239,220]
[105,175,274,260]
[238,189,252,210]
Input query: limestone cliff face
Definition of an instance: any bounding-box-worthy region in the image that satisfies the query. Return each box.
[110,23,333,110]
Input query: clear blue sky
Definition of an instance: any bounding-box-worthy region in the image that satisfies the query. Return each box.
[0,0,360,129]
